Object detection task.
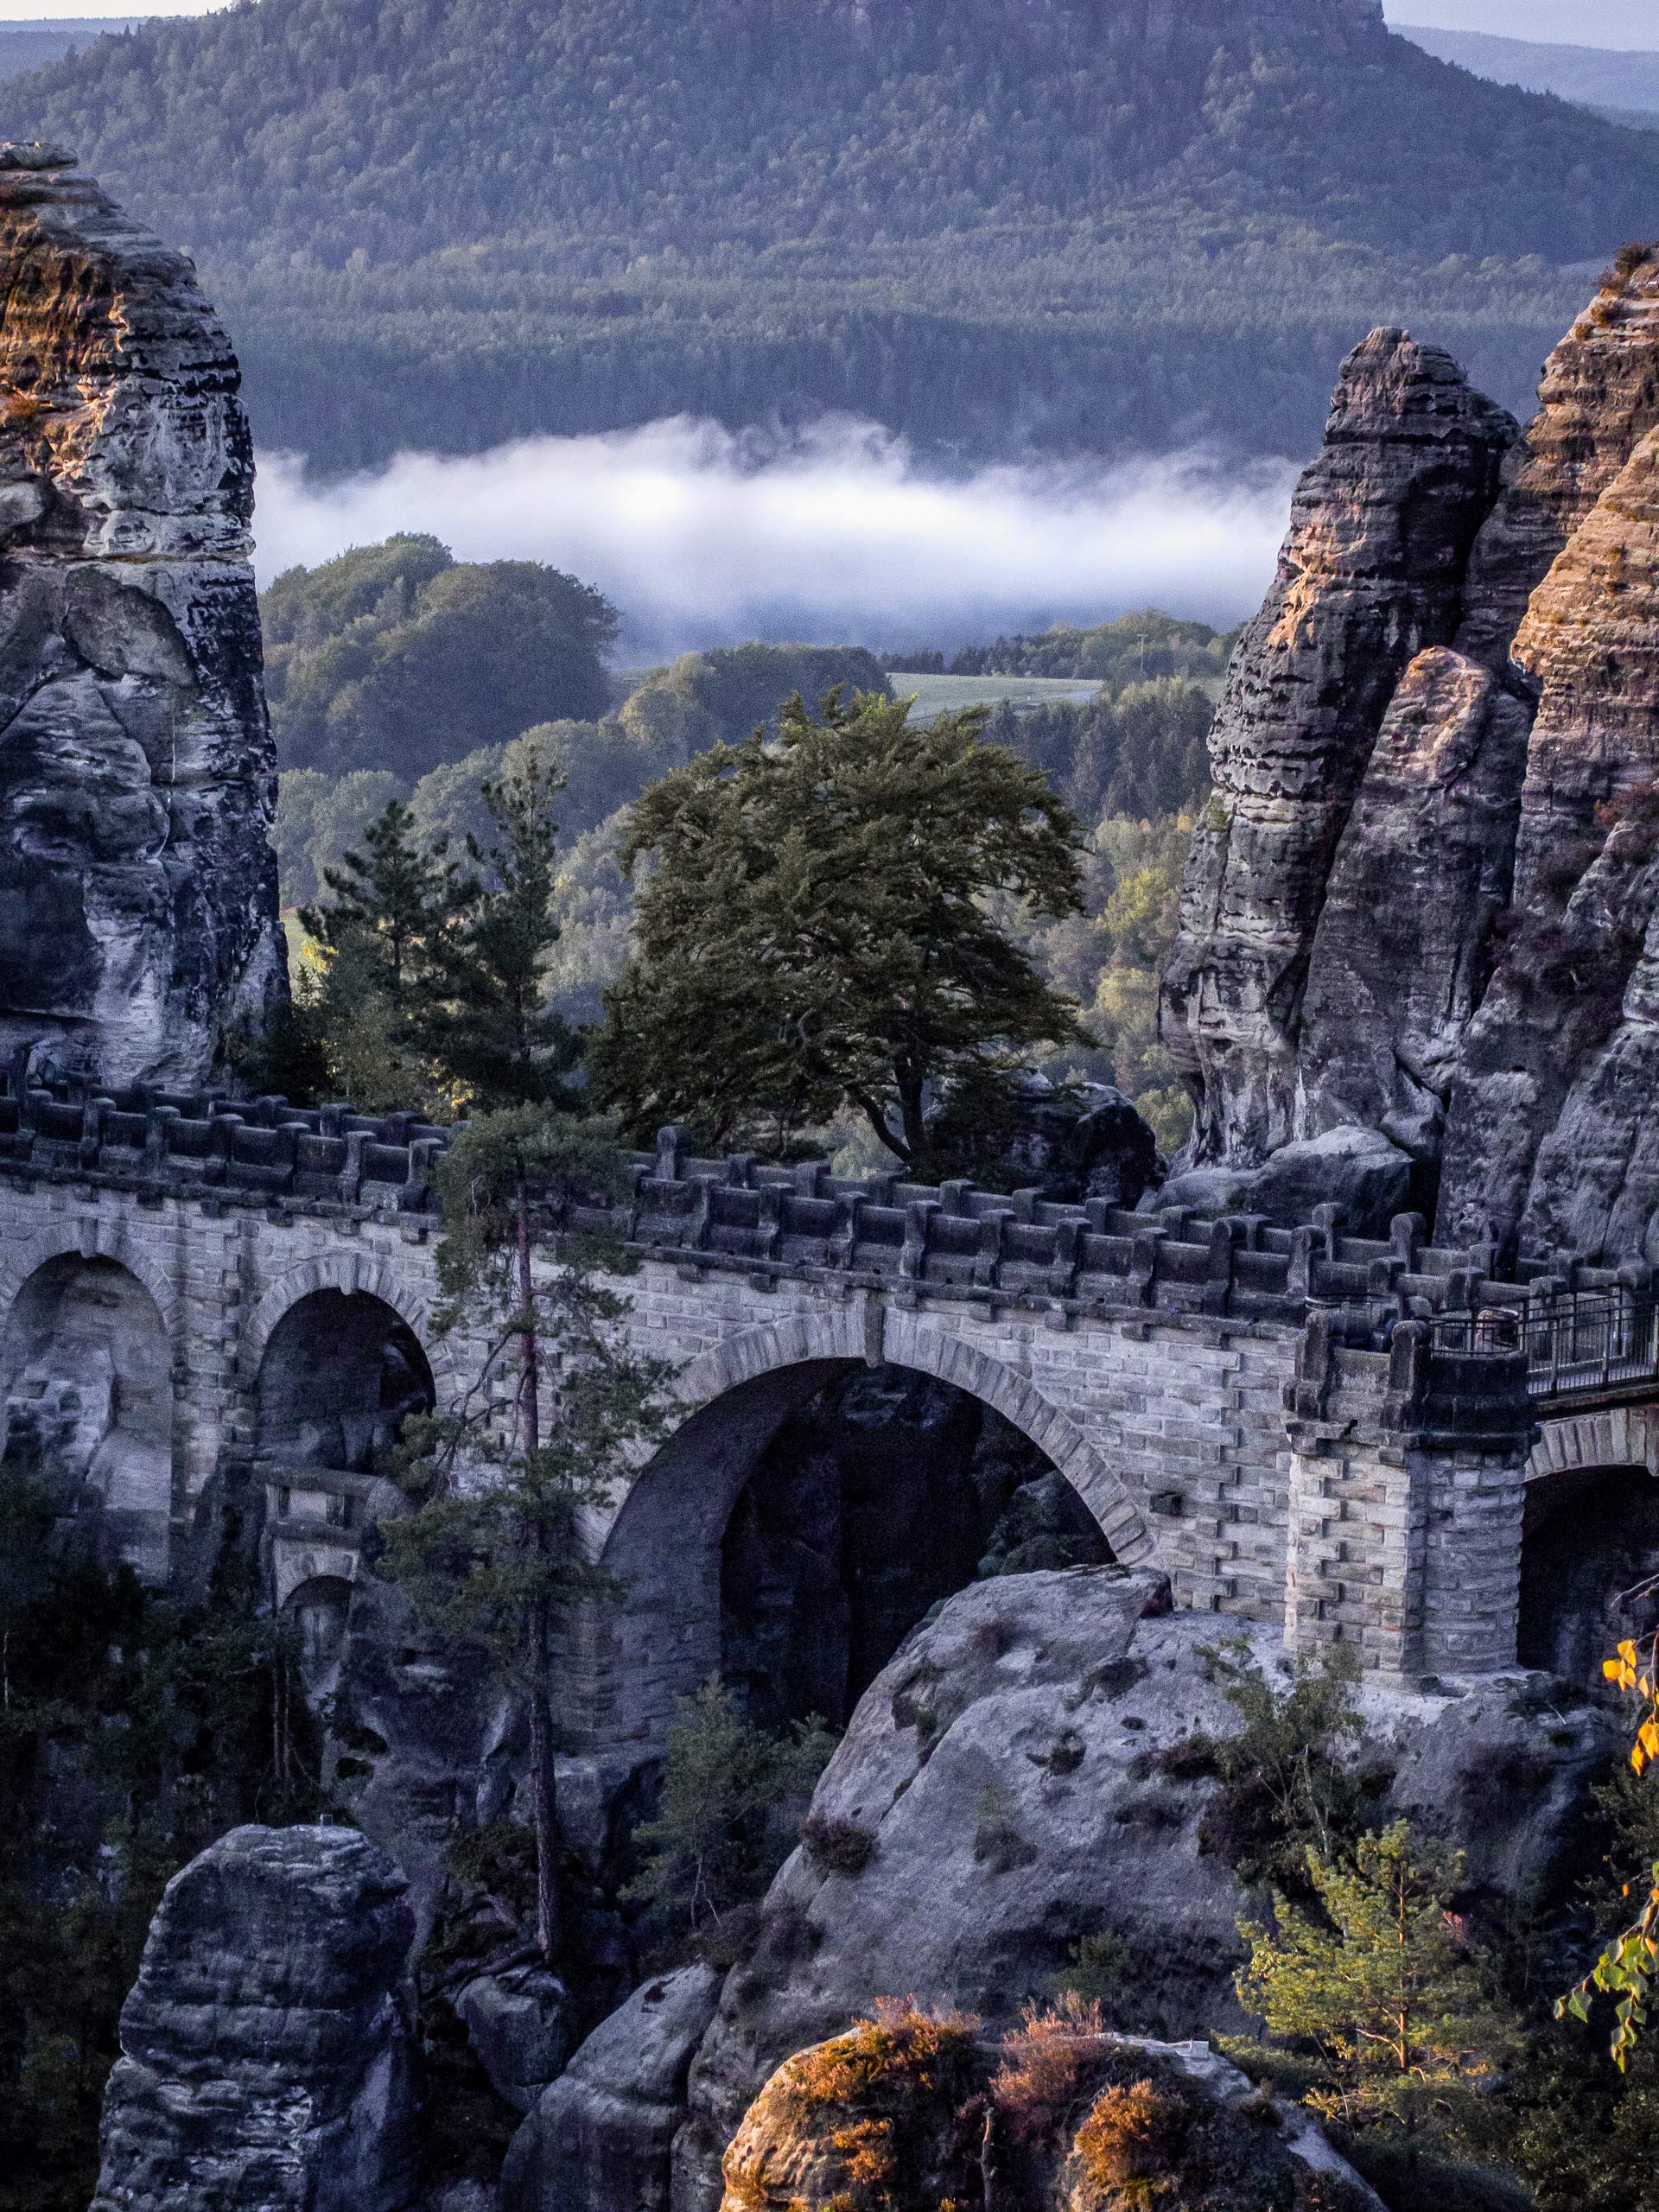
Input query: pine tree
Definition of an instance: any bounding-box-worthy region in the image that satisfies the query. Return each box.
[379,1109,675,1964]
[300,795,472,1004]
[1236,1819,1513,2133]
[588,689,1091,1167]
[417,749,580,1110]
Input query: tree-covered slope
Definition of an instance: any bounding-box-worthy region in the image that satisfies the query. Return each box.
[6,0,1657,467]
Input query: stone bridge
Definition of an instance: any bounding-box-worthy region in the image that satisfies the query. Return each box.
[1,1072,1650,1740]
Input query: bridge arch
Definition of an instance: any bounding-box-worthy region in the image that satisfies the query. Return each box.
[0,1246,175,1581]
[241,1253,456,1402]
[576,1306,1157,1751]
[1521,1408,1659,1685]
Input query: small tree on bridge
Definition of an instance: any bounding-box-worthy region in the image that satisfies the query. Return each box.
[380,1109,676,1965]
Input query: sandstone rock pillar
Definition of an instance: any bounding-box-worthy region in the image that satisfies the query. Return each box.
[0,142,285,1090]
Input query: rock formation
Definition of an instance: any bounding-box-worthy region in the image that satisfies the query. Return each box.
[718,2017,1385,2212]
[1160,329,1516,1170]
[501,1964,721,2212]
[0,142,284,1090]
[669,1569,1613,2211]
[90,1825,418,2212]
[1161,245,1659,1264]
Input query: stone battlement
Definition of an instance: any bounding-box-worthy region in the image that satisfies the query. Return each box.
[0,1067,1624,1336]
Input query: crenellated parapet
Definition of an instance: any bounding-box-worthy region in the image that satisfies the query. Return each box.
[0,1071,1619,1346]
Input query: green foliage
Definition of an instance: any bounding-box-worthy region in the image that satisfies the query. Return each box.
[591,688,1090,1166]
[301,795,474,1002]
[926,612,1237,690]
[8,2,1656,467]
[416,748,581,1112]
[261,536,617,779]
[1235,1820,1513,2133]
[0,1465,316,2212]
[1559,1634,1659,2068]
[626,1677,836,1940]
[1173,1638,1370,1893]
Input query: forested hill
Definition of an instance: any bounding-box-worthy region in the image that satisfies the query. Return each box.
[7,0,1658,469]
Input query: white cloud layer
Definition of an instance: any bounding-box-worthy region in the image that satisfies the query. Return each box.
[254,418,1295,658]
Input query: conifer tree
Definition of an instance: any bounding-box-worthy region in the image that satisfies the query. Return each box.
[300,795,472,1003]
[590,689,1091,1166]
[1236,1820,1512,2133]
[417,749,581,1109]
[380,1111,674,1965]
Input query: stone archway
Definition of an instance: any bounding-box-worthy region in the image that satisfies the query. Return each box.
[253,1287,435,1476]
[0,1250,175,1580]
[1521,1408,1659,1684]
[575,1306,1157,1751]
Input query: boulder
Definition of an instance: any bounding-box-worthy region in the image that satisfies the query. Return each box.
[500,1963,721,2212]
[669,1572,1617,2211]
[718,2015,1386,2212]
[454,1963,575,2116]
[90,1824,418,2212]
[0,151,284,1086]
[1249,1126,1413,1237]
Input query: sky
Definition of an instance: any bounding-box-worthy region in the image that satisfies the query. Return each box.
[0,0,1656,39]
[1382,3,1659,46]
[252,422,1298,658]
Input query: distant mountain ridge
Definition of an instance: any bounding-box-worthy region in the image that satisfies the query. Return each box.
[0,21,143,86]
[5,0,1658,471]
[1395,22,1659,118]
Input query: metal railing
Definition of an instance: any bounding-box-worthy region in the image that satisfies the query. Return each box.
[1434,1291,1659,1402]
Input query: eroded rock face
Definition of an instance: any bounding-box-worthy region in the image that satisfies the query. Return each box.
[668,1571,1611,2212]
[501,1964,721,2212]
[1162,248,1659,1262]
[718,2022,1384,2212]
[0,145,283,1088]
[1160,329,1516,1168]
[91,1824,418,2212]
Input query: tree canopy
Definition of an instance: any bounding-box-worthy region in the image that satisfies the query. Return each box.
[589,689,1092,1166]
[264,537,618,780]
[5,0,1655,467]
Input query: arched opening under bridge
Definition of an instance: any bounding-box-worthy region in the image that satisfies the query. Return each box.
[585,1347,1119,1752]
[254,1288,436,1689]
[254,1287,435,1475]
[1519,1461,1659,1687]
[0,1254,173,1579]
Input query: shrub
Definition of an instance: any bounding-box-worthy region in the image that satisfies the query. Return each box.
[803,1814,878,1875]
[992,1992,1106,2139]
[1071,2075,1188,2206]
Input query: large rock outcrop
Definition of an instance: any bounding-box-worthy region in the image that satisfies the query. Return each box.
[90,1824,418,2212]
[1161,245,1659,1264]
[718,2016,1384,2212]
[666,1569,1613,2212]
[1160,329,1516,1168]
[0,142,283,1089]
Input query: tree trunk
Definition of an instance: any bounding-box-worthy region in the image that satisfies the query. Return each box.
[516,1174,561,1966]
[527,1608,560,1966]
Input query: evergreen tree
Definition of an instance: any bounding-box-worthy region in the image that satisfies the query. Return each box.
[625,1678,836,1943]
[380,1110,674,1964]
[418,750,580,1111]
[1236,1820,1513,2134]
[300,795,472,1003]
[590,689,1091,1166]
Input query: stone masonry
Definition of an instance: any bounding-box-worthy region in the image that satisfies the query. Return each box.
[0,1068,1595,1741]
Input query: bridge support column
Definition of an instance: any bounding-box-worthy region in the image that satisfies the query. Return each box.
[1283,1317,1531,1679]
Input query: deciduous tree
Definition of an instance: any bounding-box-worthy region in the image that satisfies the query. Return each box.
[591,689,1091,1166]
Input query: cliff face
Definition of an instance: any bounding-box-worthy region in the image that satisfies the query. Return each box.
[91,1826,417,2212]
[1160,331,1516,1167]
[1162,245,1659,1265]
[0,142,283,1089]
